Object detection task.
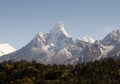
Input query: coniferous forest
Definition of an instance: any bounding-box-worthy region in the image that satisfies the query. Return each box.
[0,58,120,84]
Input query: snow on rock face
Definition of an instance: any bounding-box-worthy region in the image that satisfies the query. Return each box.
[47,21,73,50]
[79,36,95,43]
[101,29,120,45]
[50,21,70,37]
[0,44,16,56]
[45,48,72,65]
[30,32,46,48]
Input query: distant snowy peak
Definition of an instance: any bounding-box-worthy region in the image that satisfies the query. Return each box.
[79,36,95,43]
[101,29,120,45]
[0,44,16,56]
[50,21,70,37]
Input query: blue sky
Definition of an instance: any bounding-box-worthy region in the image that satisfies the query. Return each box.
[0,0,120,49]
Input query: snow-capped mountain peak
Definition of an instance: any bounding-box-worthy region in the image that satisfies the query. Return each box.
[101,29,120,45]
[50,21,69,37]
[79,36,95,43]
[0,43,16,56]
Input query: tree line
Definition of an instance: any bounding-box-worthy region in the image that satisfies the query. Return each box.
[0,58,120,84]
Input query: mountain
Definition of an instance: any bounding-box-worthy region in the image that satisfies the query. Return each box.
[79,36,95,43]
[0,22,120,64]
[101,29,120,46]
[0,22,91,64]
[0,44,16,56]
[99,30,120,59]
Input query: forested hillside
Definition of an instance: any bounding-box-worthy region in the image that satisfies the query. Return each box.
[0,58,120,84]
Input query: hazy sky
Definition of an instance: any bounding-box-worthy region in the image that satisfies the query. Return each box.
[0,0,120,49]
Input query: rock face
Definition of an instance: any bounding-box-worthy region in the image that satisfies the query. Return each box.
[101,30,120,46]
[100,29,120,59]
[0,22,120,64]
